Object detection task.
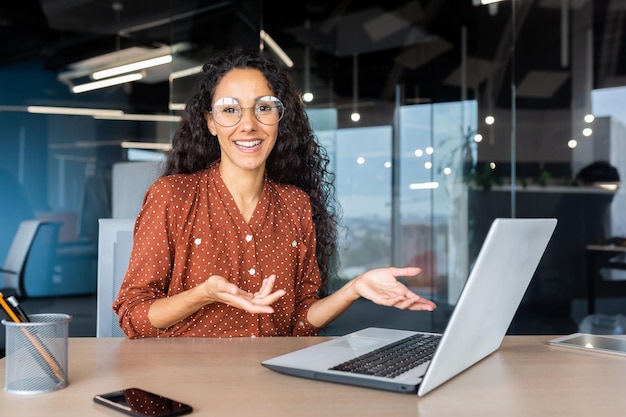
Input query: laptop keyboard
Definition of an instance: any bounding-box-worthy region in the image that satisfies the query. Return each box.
[329,333,441,378]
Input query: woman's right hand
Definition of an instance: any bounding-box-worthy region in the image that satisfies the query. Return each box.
[202,274,286,314]
[148,274,286,329]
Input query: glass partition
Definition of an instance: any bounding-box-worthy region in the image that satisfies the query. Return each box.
[1,0,624,335]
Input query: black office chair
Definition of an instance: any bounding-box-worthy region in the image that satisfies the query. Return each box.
[0,219,57,299]
[1,219,62,358]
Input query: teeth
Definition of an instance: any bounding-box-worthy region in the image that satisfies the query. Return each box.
[235,140,261,148]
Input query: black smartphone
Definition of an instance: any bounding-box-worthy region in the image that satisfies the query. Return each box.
[94,387,193,417]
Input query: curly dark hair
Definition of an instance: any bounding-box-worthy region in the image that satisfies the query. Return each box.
[162,47,340,296]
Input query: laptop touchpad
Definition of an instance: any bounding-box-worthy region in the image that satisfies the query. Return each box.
[330,336,386,350]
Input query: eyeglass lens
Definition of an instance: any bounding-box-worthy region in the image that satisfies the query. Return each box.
[211,96,284,127]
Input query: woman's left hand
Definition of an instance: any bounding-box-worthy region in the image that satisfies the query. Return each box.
[352,267,436,311]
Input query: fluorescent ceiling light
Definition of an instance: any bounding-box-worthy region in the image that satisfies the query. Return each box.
[169,65,203,80]
[26,106,124,117]
[121,141,172,150]
[72,73,144,94]
[3,106,180,123]
[92,55,173,80]
[478,0,506,4]
[260,30,294,67]
[93,114,182,122]
[409,182,440,190]
[168,102,186,111]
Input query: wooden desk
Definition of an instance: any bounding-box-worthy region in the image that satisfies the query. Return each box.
[1,336,626,417]
[586,244,626,314]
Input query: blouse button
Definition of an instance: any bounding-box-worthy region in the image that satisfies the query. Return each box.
[298,321,305,327]
[248,268,256,275]
[194,238,202,245]
[245,234,253,242]
[291,240,297,247]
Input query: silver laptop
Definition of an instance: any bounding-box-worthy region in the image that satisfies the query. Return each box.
[262,218,558,396]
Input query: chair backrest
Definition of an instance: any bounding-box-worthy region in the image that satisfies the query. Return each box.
[96,218,135,337]
[112,161,161,219]
[0,219,51,298]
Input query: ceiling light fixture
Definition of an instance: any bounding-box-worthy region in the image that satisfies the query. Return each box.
[4,105,181,122]
[92,55,172,80]
[121,141,172,151]
[260,30,293,67]
[72,73,144,94]
[475,0,506,4]
[169,65,203,81]
[93,114,182,122]
[26,106,124,117]
[409,182,440,190]
[168,103,186,111]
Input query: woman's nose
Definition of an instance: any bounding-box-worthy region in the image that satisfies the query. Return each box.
[238,107,258,129]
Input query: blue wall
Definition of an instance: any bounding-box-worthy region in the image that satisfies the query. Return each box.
[0,58,135,295]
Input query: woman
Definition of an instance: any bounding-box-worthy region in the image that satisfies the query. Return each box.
[113,47,435,338]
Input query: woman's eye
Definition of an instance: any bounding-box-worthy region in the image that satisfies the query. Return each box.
[223,106,240,114]
[256,104,273,112]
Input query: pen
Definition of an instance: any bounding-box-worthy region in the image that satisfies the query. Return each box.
[7,295,30,322]
[0,292,20,322]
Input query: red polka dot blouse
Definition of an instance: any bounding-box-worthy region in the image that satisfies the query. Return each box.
[112,162,322,338]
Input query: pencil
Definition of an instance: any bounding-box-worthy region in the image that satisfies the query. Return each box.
[0,293,65,383]
[20,327,66,383]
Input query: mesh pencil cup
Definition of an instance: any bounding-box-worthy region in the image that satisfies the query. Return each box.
[2,313,72,395]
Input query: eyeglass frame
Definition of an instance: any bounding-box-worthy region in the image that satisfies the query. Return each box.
[209,95,285,127]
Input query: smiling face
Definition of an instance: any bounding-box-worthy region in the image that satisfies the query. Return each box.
[205,68,279,177]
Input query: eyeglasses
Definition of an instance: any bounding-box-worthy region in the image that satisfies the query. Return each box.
[210,96,285,127]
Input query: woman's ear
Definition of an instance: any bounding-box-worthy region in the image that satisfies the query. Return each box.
[204,110,217,136]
